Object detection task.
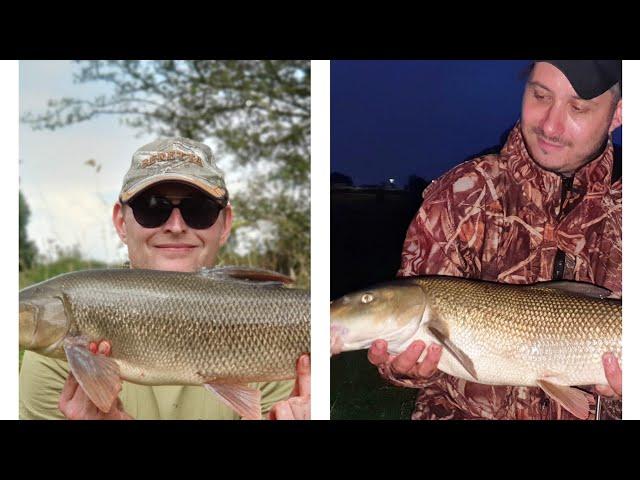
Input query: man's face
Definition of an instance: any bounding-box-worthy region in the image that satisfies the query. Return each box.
[113,182,233,272]
[521,62,622,176]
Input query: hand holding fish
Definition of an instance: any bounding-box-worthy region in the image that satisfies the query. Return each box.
[20,268,310,420]
[59,341,132,420]
[367,339,442,387]
[268,354,311,420]
[332,277,621,419]
[595,352,622,398]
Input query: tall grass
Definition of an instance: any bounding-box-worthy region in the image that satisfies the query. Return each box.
[19,256,112,290]
[217,245,310,289]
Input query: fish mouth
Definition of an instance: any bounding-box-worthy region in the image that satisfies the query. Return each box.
[330,325,348,356]
[19,295,70,353]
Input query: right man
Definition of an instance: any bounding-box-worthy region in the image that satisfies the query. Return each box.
[368,60,622,419]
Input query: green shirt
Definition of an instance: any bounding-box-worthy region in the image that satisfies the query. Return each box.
[19,351,294,420]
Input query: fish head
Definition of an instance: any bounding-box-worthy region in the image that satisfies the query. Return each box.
[330,282,427,355]
[19,286,69,353]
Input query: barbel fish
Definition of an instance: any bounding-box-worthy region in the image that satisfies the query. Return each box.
[20,267,310,419]
[330,276,621,419]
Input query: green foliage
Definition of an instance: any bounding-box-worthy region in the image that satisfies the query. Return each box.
[19,253,110,290]
[218,243,309,289]
[22,61,310,284]
[19,191,38,271]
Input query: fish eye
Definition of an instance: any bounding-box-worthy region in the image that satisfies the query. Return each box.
[361,293,374,304]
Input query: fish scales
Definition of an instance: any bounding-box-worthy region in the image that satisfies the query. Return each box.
[330,276,620,388]
[414,277,620,386]
[23,269,310,386]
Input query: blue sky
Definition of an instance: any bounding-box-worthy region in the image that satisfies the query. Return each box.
[331,60,623,186]
[19,61,256,263]
[17,60,626,261]
[19,61,157,263]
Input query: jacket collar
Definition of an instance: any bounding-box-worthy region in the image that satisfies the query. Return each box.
[501,121,614,197]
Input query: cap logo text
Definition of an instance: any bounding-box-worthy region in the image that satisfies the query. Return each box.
[141,151,205,168]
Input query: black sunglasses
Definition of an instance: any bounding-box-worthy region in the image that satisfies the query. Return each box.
[125,194,224,229]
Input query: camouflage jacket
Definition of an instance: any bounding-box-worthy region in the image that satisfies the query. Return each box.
[392,122,621,420]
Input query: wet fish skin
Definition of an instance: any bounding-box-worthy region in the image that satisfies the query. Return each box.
[20,268,310,417]
[330,276,621,418]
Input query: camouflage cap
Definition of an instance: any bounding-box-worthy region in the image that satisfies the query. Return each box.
[119,137,228,206]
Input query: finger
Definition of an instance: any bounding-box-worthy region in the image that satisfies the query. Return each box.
[60,373,80,404]
[292,354,311,398]
[288,397,310,420]
[271,401,295,420]
[367,340,389,366]
[417,343,442,378]
[603,353,622,396]
[98,340,111,356]
[391,341,426,375]
[89,342,98,354]
[60,376,93,419]
[107,399,128,420]
[70,377,112,416]
[595,384,616,397]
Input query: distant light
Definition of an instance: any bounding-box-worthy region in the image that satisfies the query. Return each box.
[388,178,395,184]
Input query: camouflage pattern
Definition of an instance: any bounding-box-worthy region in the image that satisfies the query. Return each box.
[392,123,621,420]
[120,137,229,205]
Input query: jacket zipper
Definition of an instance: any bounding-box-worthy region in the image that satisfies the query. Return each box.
[552,175,574,280]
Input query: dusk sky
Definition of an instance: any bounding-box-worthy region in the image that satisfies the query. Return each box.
[331,60,623,187]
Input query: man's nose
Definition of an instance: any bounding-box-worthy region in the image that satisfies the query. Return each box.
[541,103,565,140]
[162,206,188,233]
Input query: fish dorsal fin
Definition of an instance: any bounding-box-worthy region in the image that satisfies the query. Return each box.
[426,316,478,381]
[197,266,293,286]
[537,379,593,420]
[532,281,613,300]
[63,337,122,413]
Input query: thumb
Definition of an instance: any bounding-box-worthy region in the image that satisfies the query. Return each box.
[291,354,311,398]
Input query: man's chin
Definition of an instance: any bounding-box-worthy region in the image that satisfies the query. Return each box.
[523,131,560,169]
[527,142,572,174]
[530,155,570,175]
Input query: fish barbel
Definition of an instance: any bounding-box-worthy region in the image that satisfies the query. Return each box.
[330,276,621,419]
[19,267,310,419]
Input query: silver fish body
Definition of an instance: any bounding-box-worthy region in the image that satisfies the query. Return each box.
[20,268,310,417]
[330,276,621,418]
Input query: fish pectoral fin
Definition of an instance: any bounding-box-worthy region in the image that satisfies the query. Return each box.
[426,320,478,381]
[63,341,122,413]
[198,266,293,286]
[204,383,262,420]
[537,379,594,420]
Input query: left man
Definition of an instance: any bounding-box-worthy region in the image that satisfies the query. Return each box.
[20,137,310,420]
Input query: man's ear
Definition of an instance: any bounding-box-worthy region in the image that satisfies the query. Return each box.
[112,202,127,244]
[609,98,622,133]
[219,204,234,246]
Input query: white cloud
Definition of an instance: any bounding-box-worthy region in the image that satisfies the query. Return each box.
[20,60,155,264]
[19,60,261,264]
